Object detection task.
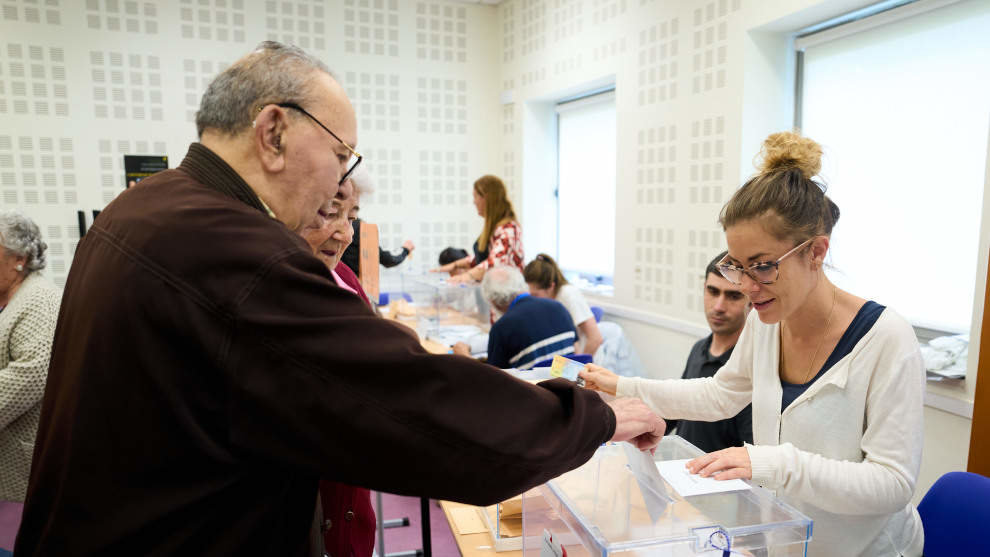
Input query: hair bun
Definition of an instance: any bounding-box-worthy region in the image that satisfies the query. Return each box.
[758,131,822,179]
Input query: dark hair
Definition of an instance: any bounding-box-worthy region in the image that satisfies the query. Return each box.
[719,131,840,244]
[438,247,468,266]
[706,250,728,280]
[523,253,568,297]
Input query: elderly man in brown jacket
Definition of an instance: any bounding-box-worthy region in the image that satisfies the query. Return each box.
[15,42,665,556]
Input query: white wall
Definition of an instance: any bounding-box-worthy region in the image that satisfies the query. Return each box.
[496,0,984,504]
[0,0,503,285]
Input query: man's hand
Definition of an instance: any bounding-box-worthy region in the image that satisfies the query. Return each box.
[402,240,415,252]
[579,364,620,396]
[452,342,471,357]
[607,397,666,452]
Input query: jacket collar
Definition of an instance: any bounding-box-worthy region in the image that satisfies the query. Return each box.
[179,143,270,216]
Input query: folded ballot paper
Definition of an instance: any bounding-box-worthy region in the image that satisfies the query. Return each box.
[656,459,751,497]
[549,355,586,387]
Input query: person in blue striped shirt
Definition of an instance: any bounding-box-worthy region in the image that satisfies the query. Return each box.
[475,266,577,369]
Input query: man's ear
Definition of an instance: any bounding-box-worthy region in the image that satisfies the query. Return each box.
[254,105,288,173]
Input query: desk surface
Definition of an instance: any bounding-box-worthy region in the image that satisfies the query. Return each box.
[439,501,521,557]
[383,316,451,354]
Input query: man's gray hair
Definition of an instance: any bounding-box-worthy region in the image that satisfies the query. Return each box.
[195,41,332,138]
[481,266,527,309]
[0,210,47,272]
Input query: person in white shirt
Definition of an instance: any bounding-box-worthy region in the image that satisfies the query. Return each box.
[524,253,604,356]
[580,131,925,557]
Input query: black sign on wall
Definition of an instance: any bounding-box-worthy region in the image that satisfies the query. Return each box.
[124,155,168,188]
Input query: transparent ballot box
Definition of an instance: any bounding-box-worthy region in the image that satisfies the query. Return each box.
[383,273,490,342]
[522,436,812,556]
[479,496,525,551]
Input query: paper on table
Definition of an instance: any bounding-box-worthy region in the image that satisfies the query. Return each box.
[656,459,751,497]
[449,506,488,535]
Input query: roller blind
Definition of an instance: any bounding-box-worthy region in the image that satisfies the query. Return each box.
[800,0,990,331]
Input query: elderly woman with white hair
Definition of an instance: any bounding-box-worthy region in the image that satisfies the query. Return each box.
[0,211,60,504]
[298,180,376,557]
[339,167,415,278]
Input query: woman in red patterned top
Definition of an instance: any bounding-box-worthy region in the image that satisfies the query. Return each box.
[439,175,524,284]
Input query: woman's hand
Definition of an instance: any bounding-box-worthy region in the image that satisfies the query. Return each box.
[686,446,752,480]
[402,240,415,252]
[430,262,456,273]
[447,271,477,284]
[578,364,620,396]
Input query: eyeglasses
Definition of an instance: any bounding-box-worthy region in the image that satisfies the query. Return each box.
[716,238,814,285]
[264,102,363,186]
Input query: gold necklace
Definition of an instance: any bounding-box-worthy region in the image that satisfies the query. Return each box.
[799,285,837,384]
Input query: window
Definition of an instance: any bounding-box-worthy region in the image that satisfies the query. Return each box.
[556,90,616,288]
[797,0,990,332]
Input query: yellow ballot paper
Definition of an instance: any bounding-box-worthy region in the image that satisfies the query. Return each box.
[549,355,586,387]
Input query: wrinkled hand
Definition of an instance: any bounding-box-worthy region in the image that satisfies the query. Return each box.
[403,240,415,252]
[451,342,471,356]
[579,364,620,396]
[687,446,752,480]
[607,397,666,452]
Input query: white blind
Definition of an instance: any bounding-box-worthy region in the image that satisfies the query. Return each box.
[557,93,616,278]
[801,0,990,332]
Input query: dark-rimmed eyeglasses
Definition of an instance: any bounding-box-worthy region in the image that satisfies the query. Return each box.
[716,238,814,285]
[261,102,362,186]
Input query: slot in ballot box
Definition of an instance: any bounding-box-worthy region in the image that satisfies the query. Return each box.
[522,436,812,556]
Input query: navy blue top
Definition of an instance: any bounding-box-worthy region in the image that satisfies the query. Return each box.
[781,301,885,411]
[487,294,577,370]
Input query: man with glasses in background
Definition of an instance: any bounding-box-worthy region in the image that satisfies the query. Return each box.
[15,42,665,557]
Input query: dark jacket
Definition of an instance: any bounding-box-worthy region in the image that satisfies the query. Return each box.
[15,143,615,556]
[340,220,409,278]
[487,295,576,369]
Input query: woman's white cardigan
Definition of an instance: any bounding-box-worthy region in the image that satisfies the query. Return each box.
[617,309,925,556]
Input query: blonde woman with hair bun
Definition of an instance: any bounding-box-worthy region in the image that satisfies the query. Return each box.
[581,131,925,556]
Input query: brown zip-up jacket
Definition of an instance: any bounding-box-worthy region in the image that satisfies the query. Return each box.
[15,143,614,556]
